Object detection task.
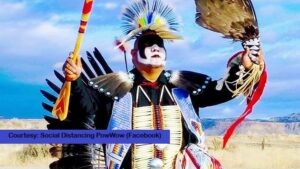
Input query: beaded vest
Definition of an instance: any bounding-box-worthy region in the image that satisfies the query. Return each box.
[106,88,205,169]
[132,85,183,169]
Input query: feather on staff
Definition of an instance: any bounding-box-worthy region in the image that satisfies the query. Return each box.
[194,0,267,148]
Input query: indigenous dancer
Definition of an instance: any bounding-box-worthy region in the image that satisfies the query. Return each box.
[42,0,266,168]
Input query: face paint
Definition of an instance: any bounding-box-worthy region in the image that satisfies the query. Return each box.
[136,34,166,67]
[137,44,166,67]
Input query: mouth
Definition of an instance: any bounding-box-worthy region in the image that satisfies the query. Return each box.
[151,55,160,58]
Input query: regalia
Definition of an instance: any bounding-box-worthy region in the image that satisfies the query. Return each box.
[42,0,266,168]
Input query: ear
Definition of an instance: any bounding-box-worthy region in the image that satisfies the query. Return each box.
[131,49,138,59]
[163,47,167,61]
[131,48,136,55]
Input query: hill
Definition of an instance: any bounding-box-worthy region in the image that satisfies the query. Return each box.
[201,113,300,135]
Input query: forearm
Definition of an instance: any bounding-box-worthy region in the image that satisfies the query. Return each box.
[193,74,237,108]
[71,74,100,115]
[64,74,101,129]
[223,51,264,98]
[193,52,247,107]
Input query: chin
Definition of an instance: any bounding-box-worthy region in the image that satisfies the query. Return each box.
[138,63,164,70]
[135,58,166,69]
[149,64,164,68]
[149,59,166,67]
[149,61,166,68]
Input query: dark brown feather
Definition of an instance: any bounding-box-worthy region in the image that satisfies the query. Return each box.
[195,0,259,41]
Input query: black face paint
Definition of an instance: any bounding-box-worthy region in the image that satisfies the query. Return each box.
[137,34,164,59]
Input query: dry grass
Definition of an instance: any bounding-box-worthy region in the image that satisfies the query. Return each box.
[0,118,47,129]
[0,119,299,169]
[0,119,53,168]
[0,144,52,166]
[206,135,300,169]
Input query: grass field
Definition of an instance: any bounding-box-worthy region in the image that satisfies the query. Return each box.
[206,135,300,169]
[0,119,299,169]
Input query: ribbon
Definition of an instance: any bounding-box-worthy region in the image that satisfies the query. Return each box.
[223,65,267,148]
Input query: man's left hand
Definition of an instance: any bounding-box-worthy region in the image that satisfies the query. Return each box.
[242,48,264,70]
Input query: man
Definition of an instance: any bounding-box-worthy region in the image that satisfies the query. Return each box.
[62,33,262,168]
[51,0,264,168]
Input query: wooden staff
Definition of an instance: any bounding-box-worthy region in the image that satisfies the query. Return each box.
[52,0,94,120]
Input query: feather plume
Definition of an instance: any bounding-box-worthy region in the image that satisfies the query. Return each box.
[195,0,259,41]
[49,145,63,158]
[54,70,65,83]
[118,0,182,46]
[42,48,113,115]
[194,1,267,148]
[86,51,104,76]
[194,0,263,95]
[42,48,112,168]
[41,90,57,103]
[46,79,60,94]
[42,103,53,112]
[81,57,96,79]
[89,72,134,100]
[115,39,126,53]
[81,73,89,83]
[93,48,113,74]
[168,71,212,95]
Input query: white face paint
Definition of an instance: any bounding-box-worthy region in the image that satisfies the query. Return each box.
[137,44,166,67]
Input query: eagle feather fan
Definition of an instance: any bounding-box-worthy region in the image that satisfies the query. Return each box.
[195,0,259,42]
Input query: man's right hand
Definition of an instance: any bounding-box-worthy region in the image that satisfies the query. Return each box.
[63,52,82,81]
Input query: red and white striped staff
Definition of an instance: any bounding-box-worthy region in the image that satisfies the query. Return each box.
[52,0,94,120]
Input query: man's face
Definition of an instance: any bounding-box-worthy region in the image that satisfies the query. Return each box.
[135,35,166,67]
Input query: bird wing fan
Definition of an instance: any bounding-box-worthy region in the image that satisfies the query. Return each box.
[195,0,259,41]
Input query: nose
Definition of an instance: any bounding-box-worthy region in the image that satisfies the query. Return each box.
[151,44,160,52]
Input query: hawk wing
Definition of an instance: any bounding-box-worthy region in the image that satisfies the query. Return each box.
[41,47,111,169]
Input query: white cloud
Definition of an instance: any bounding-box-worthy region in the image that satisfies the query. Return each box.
[164,0,194,11]
[104,2,118,10]
[53,62,64,70]
[263,79,300,98]
[0,1,78,83]
[261,30,279,43]
[253,0,300,5]
[0,21,75,58]
[0,2,79,59]
[258,5,285,17]
[0,2,26,19]
[48,13,80,23]
[222,107,234,115]
[95,2,118,10]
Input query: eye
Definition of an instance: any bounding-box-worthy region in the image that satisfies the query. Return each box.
[155,40,164,47]
[157,42,163,47]
[144,43,152,47]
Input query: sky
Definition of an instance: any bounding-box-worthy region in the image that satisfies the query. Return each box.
[0,0,299,119]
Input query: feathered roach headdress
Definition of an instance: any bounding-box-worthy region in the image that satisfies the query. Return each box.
[116,0,182,48]
[194,0,267,148]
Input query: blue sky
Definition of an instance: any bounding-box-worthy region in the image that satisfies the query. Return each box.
[0,0,299,119]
